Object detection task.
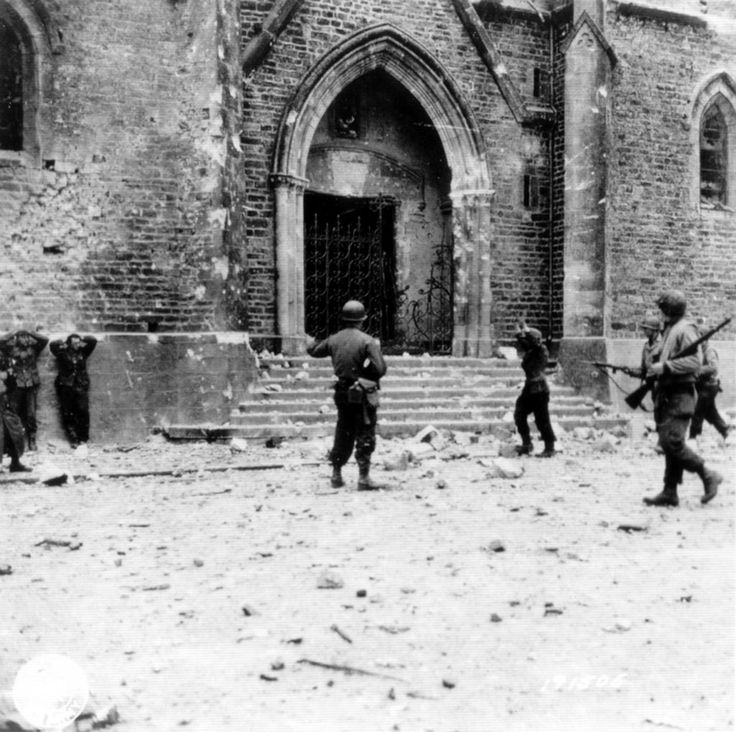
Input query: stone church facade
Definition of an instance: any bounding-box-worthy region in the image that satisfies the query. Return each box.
[0,0,734,437]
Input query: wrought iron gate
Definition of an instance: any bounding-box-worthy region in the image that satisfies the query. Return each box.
[304,194,396,341]
[398,206,454,354]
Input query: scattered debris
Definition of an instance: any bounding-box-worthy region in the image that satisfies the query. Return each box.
[442,678,456,689]
[678,595,693,603]
[485,540,506,553]
[230,437,248,452]
[141,584,171,592]
[378,625,410,634]
[330,624,353,644]
[193,559,204,567]
[603,618,633,633]
[259,674,278,682]
[617,523,649,533]
[265,436,285,448]
[544,603,563,616]
[490,613,503,623]
[356,589,367,598]
[0,564,12,575]
[34,538,82,551]
[297,658,405,682]
[316,570,344,589]
[241,604,258,616]
[435,479,447,490]
[270,661,285,671]
[75,704,121,730]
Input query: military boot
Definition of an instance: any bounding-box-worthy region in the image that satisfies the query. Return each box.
[537,441,556,458]
[28,434,37,452]
[700,469,723,505]
[357,464,386,491]
[330,465,345,488]
[643,485,679,507]
[515,442,532,456]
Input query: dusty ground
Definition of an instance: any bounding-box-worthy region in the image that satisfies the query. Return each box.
[0,422,733,732]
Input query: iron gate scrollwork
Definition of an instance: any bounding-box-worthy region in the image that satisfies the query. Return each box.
[304,194,396,341]
[398,206,454,354]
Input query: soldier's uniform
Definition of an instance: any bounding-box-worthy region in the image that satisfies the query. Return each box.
[638,317,662,379]
[0,349,29,472]
[513,326,556,457]
[307,301,387,490]
[50,334,97,447]
[644,291,722,507]
[0,330,49,450]
[690,339,730,440]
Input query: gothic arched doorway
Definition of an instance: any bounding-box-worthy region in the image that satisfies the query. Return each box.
[271,23,494,356]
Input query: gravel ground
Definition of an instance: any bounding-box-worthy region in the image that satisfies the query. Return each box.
[0,424,733,732]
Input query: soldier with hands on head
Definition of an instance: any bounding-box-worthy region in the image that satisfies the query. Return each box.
[513,320,556,458]
[0,347,30,472]
[50,333,97,448]
[0,328,49,451]
[306,300,387,490]
[643,290,722,507]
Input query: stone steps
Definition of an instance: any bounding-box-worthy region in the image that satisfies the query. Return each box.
[165,354,630,441]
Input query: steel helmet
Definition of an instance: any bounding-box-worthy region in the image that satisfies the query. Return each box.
[639,316,660,331]
[340,300,366,323]
[655,290,687,317]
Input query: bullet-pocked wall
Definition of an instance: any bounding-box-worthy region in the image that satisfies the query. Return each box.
[605,1,736,337]
[0,0,235,333]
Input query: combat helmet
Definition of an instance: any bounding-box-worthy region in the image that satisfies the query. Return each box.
[655,290,687,318]
[341,300,366,323]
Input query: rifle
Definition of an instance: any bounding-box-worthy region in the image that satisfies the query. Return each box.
[584,361,641,379]
[624,316,732,410]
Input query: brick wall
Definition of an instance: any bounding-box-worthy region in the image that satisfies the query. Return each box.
[240,0,554,341]
[0,0,232,334]
[605,4,736,336]
[31,334,258,444]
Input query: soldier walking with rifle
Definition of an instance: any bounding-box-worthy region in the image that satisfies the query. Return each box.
[642,290,724,507]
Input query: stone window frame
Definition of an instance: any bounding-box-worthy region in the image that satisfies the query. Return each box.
[0,0,57,167]
[690,70,736,213]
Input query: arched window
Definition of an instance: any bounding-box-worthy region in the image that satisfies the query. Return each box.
[691,72,736,211]
[0,17,24,151]
[700,100,728,205]
[0,0,58,164]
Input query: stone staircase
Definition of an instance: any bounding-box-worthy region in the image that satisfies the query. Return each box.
[165,355,630,441]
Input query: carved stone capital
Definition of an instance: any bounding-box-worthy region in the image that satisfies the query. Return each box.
[269,173,309,191]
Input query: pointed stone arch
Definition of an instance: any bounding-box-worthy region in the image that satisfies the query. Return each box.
[271,23,495,355]
[0,0,60,163]
[689,70,736,210]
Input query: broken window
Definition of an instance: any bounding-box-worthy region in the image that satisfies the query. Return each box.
[0,18,23,151]
[533,68,550,101]
[523,164,548,211]
[700,102,727,205]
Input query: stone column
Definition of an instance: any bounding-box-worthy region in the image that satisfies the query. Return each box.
[559,4,616,400]
[563,8,613,338]
[450,189,494,357]
[271,173,308,353]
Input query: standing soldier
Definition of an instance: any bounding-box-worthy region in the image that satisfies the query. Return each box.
[513,321,556,457]
[0,347,30,472]
[637,316,662,380]
[0,329,49,451]
[644,291,722,507]
[307,300,387,490]
[50,333,97,448]
[689,327,731,442]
